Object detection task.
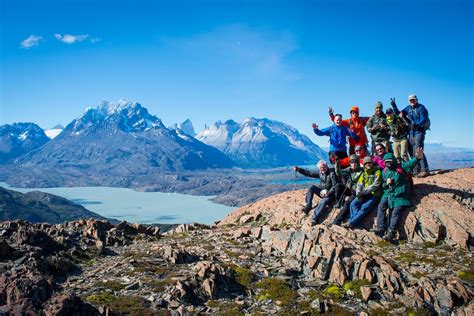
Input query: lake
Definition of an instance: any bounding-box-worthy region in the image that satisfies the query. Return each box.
[0,182,235,225]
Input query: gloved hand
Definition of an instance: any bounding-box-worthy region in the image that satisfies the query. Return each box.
[390,97,396,107]
[356,191,364,199]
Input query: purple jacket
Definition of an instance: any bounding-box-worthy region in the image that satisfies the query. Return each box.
[373,154,386,169]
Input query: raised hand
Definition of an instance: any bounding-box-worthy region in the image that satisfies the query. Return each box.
[293,166,299,171]
[390,97,396,107]
[312,123,318,129]
[328,106,334,114]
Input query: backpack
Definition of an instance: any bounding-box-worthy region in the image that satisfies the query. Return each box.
[412,105,431,131]
[384,166,414,189]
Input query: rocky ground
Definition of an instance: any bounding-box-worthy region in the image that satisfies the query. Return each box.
[0,168,473,315]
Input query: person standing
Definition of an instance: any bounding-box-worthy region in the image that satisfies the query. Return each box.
[367,101,391,153]
[372,148,424,242]
[386,107,410,162]
[391,95,430,177]
[312,114,357,161]
[294,161,341,225]
[329,106,370,156]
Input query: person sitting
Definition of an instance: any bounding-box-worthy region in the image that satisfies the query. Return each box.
[336,144,366,168]
[372,148,424,242]
[294,160,340,225]
[372,143,387,170]
[342,156,382,229]
[332,154,363,225]
[328,106,370,156]
[367,101,391,154]
[312,114,357,162]
[386,107,410,162]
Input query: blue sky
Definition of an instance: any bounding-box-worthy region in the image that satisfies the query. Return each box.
[1,0,473,148]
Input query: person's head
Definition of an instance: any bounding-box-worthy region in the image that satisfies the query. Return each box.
[334,114,343,126]
[385,108,394,118]
[375,143,386,156]
[350,106,360,118]
[317,160,328,173]
[349,154,360,169]
[363,156,373,170]
[408,94,418,107]
[375,101,383,115]
[355,145,363,156]
[383,153,397,169]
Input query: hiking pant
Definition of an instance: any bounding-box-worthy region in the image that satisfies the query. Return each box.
[393,138,409,162]
[305,186,335,224]
[349,195,379,226]
[376,196,405,231]
[333,192,355,224]
[333,183,346,205]
[409,132,429,172]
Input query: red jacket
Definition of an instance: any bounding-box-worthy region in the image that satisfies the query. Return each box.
[330,113,369,147]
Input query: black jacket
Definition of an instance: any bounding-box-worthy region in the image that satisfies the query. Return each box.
[296,167,339,194]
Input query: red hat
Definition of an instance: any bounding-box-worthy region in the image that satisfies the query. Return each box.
[350,106,359,113]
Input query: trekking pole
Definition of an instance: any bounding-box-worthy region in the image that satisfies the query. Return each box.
[294,169,298,209]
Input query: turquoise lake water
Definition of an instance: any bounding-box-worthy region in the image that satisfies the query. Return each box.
[0,182,235,225]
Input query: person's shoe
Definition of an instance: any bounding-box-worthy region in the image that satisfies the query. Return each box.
[370,228,385,237]
[417,171,430,178]
[301,205,312,215]
[383,230,396,242]
[341,222,354,229]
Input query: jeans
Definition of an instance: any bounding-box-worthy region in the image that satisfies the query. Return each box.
[305,185,335,224]
[409,132,429,172]
[376,196,405,231]
[333,193,355,224]
[349,195,379,226]
[393,138,409,162]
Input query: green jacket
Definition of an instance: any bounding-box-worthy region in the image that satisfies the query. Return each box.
[367,114,390,143]
[382,157,420,208]
[335,162,363,193]
[386,115,410,141]
[356,167,382,197]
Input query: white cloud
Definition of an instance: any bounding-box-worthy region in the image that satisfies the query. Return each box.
[20,34,43,49]
[55,33,90,44]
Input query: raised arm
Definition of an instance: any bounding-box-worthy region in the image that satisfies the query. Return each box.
[294,166,321,179]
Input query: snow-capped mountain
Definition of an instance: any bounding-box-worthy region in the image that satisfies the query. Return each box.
[14,100,234,172]
[196,117,327,168]
[44,124,64,139]
[169,119,196,136]
[0,123,50,164]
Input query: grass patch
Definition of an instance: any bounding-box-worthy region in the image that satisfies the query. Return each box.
[421,241,437,249]
[374,240,394,248]
[85,293,154,316]
[94,280,126,291]
[206,300,244,316]
[343,279,371,299]
[148,277,174,292]
[322,283,344,301]
[457,269,474,282]
[255,278,297,307]
[395,252,417,264]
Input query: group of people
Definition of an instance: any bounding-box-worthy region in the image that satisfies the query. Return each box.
[293,94,431,242]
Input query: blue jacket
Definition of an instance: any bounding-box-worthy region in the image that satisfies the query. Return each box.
[313,124,356,152]
[392,103,429,135]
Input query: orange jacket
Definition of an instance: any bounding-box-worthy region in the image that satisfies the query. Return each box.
[330,113,369,146]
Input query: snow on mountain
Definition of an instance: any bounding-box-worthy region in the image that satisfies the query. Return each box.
[0,123,50,164]
[169,119,196,136]
[196,117,326,168]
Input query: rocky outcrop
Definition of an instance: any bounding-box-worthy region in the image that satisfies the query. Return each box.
[220,168,474,249]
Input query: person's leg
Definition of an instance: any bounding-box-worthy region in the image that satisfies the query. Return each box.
[414,132,429,173]
[310,196,333,224]
[349,197,363,222]
[333,194,355,225]
[375,196,389,231]
[385,140,392,153]
[388,206,405,231]
[349,195,379,226]
[400,138,409,162]
[393,140,401,162]
[334,183,345,208]
[408,133,414,158]
[305,186,321,211]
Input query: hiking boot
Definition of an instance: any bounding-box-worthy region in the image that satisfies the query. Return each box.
[417,171,430,178]
[370,228,385,237]
[301,205,312,215]
[341,222,354,229]
[383,230,396,243]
